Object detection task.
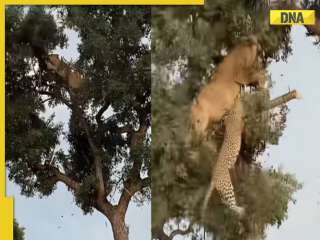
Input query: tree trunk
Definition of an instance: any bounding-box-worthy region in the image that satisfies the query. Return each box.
[110,213,129,240]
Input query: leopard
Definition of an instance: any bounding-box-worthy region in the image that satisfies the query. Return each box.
[190,36,267,218]
[201,98,245,218]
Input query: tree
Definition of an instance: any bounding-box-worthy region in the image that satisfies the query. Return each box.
[14,219,25,240]
[151,0,316,239]
[6,6,150,240]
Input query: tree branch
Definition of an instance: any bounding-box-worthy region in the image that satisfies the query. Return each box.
[38,76,108,205]
[40,97,53,104]
[78,115,107,199]
[94,197,116,219]
[153,229,171,240]
[117,176,150,216]
[36,88,110,211]
[54,168,80,191]
[117,124,149,212]
[30,162,80,192]
[28,158,116,219]
[37,90,73,109]
[132,125,147,164]
[268,89,302,110]
[96,101,111,126]
[153,221,193,240]
[38,88,107,200]
[168,224,192,240]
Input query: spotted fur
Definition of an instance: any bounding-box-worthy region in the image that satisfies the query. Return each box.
[202,98,245,217]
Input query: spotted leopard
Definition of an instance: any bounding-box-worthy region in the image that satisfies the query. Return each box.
[202,98,245,217]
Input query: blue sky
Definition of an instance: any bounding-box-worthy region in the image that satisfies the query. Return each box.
[6,24,320,240]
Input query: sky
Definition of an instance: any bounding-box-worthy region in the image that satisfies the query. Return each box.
[6,18,320,240]
[265,26,320,240]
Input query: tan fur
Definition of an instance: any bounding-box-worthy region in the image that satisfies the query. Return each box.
[191,81,240,137]
[47,54,86,89]
[191,40,263,138]
[192,38,265,218]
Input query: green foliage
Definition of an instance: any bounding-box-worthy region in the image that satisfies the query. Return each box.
[152,1,301,239]
[75,174,99,214]
[202,168,301,240]
[6,94,62,196]
[14,219,25,240]
[242,91,289,159]
[152,0,292,69]
[6,6,151,218]
[61,6,151,109]
[152,82,301,239]
[303,0,320,45]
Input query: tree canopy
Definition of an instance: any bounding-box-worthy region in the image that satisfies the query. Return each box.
[6,6,150,240]
[151,0,318,239]
[13,219,25,240]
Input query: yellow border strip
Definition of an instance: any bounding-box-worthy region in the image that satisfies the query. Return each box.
[0,2,205,240]
[1,1,14,240]
[0,199,13,240]
[1,0,5,201]
[6,0,204,5]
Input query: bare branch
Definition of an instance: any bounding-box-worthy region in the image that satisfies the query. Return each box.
[37,88,106,196]
[126,125,148,188]
[268,89,302,110]
[168,224,192,240]
[54,169,80,191]
[117,177,150,215]
[38,88,109,202]
[78,115,106,199]
[40,98,53,104]
[30,162,80,192]
[116,125,149,211]
[96,101,111,125]
[37,90,73,109]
